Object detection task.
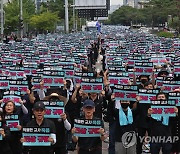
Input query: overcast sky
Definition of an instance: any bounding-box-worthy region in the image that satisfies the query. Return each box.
[111,0,123,5]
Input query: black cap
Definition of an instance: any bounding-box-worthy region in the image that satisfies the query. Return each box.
[33,101,45,110]
[83,99,95,108]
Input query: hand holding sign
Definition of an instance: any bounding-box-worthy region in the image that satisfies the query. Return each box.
[97,128,105,136]
[17,125,22,131]
[148,108,153,116]
[0,129,5,138]
[60,113,67,121]
[174,107,178,115]
[48,137,54,144]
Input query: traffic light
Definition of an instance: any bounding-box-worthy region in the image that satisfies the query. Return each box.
[20,19,24,29]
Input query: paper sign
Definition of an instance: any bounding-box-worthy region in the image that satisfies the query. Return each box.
[23,127,50,146]
[5,115,19,131]
[0,80,9,89]
[43,101,64,119]
[74,119,102,137]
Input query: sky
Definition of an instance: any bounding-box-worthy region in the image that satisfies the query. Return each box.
[111,0,123,5]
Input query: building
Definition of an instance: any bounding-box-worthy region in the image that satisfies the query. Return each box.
[122,0,150,8]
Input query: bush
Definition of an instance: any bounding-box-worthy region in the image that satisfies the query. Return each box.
[157,31,174,38]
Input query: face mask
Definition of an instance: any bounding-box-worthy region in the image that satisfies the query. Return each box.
[159,99,166,101]
[121,103,129,109]
[141,79,148,84]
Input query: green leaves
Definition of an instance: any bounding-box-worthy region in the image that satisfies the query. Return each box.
[108,0,179,31]
[4,0,35,34]
[29,11,59,32]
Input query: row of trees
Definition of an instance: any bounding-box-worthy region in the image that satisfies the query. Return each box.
[105,0,180,32]
[4,0,73,35]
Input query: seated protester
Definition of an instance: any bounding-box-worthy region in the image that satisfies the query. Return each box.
[46,93,71,154]
[2,100,28,154]
[71,99,107,154]
[147,92,178,154]
[0,111,12,154]
[21,101,56,154]
[111,99,137,154]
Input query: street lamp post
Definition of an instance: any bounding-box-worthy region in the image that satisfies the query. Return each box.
[0,0,4,42]
[65,0,69,33]
[73,0,75,31]
[20,0,23,38]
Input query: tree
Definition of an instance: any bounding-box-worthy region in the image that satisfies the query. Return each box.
[4,0,35,35]
[29,11,59,33]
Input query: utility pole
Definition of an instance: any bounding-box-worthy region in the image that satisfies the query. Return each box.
[0,0,4,42]
[20,0,23,38]
[65,0,69,33]
[73,0,75,31]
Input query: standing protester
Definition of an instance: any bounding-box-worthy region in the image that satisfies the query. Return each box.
[2,100,28,154]
[148,92,179,154]
[109,98,137,154]
[71,99,107,154]
[45,93,71,154]
[0,111,12,154]
[22,101,56,154]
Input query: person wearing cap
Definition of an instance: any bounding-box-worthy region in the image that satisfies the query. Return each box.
[21,101,56,154]
[45,92,71,154]
[71,99,107,154]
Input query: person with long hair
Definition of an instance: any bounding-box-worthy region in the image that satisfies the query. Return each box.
[2,100,28,154]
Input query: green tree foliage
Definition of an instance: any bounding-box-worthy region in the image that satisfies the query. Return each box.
[29,11,59,33]
[4,0,35,34]
[107,0,179,31]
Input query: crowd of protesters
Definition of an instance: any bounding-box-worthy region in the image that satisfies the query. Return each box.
[0,26,179,154]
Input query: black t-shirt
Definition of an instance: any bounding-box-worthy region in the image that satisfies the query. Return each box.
[25,118,56,154]
[135,102,151,129]
[0,125,12,154]
[78,117,104,150]
[114,109,136,142]
[89,96,104,119]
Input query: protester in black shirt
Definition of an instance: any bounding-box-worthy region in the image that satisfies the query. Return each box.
[22,101,56,154]
[148,92,178,154]
[110,99,137,154]
[0,111,12,154]
[71,99,107,154]
[46,93,71,154]
[137,75,150,90]
[2,100,28,154]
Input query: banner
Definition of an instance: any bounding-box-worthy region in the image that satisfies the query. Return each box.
[74,119,102,137]
[168,92,180,106]
[0,122,2,140]
[138,89,159,104]
[114,85,138,101]
[23,127,51,146]
[43,101,64,119]
[5,114,20,131]
[0,80,9,89]
[81,77,103,93]
[151,100,176,117]
[162,81,180,92]
[43,75,64,87]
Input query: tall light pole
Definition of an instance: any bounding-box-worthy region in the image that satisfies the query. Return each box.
[73,0,75,31]
[1,0,4,41]
[65,0,69,33]
[20,0,23,38]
